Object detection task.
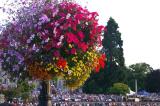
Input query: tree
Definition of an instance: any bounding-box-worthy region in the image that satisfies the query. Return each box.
[102,17,124,67]
[145,69,160,92]
[126,63,153,91]
[83,79,103,94]
[108,83,129,95]
[83,17,126,93]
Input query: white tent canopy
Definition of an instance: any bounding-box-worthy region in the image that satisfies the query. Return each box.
[127,88,135,96]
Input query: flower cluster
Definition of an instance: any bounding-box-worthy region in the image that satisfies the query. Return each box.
[0,50,27,80]
[27,62,52,80]
[0,0,106,89]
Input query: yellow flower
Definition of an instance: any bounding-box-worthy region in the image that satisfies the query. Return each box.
[69,44,72,48]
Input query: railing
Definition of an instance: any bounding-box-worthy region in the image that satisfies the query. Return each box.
[4,101,160,106]
[52,101,160,106]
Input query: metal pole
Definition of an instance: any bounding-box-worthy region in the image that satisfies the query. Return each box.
[38,80,52,106]
[135,79,137,94]
[47,81,52,106]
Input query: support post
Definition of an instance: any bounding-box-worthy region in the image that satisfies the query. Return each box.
[38,80,52,106]
[135,79,137,94]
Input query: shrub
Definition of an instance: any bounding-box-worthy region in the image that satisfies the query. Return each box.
[108,82,129,95]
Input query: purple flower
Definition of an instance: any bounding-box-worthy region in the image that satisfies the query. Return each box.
[13,65,19,72]
[53,50,60,57]
[39,14,50,23]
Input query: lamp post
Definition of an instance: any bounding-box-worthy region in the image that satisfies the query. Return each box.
[135,79,137,94]
[38,80,52,106]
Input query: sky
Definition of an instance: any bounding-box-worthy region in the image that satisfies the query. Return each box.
[0,0,160,69]
[78,0,160,69]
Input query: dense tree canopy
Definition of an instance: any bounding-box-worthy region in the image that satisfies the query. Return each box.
[108,83,129,95]
[145,69,160,92]
[126,63,153,91]
[102,17,124,67]
[83,17,126,93]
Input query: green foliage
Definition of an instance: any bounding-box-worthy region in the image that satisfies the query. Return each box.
[83,17,127,93]
[2,81,35,101]
[17,81,35,100]
[145,69,160,92]
[125,63,153,91]
[102,17,124,67]
[2,88,19,101]
[101,17,126,87]
[82,79,103,94]
[108,83,129,95]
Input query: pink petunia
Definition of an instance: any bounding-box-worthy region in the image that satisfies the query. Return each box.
[53,50,60,57]
[78,42,88,52]
[77,31,84,40]
[65,32,79,44]
[70,48,76,54]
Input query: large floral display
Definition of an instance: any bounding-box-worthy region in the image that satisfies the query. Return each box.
[0,0,106,90]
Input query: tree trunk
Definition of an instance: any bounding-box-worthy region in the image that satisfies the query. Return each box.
[38,80,52,106]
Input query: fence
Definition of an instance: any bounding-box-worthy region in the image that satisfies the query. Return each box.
[52,102,160,106]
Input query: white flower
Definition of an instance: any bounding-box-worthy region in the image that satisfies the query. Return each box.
[45,38,50,43]
[68,70,72,75]
[59,35,64,42]
[27,39,31,43]
[36,49,39,52]
[88,14,92,19]
[53,28,57,37]
[31,34,35,38]
[57,42,62,46]
[32,44,36,51]
[85,22,88,25]
[55,22,59,27]
[66,13,71,19]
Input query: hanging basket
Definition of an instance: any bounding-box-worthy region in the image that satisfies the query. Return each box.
[27,62,52,80]
[0,0,106,90]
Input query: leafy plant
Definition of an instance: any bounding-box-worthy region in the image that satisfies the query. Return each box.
[108,83,129,95]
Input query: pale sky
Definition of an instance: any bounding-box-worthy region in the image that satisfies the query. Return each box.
[1,0,160,69]
[78,0,160,69]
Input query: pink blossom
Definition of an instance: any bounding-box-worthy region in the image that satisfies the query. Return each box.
[65,32,79,44]
[70,48,76,54]
[78,42,88,52]
[53,50,60,57]
[77,31,84,40]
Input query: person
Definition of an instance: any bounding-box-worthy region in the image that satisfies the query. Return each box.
[0,102,13,106]
[0,96,13,106]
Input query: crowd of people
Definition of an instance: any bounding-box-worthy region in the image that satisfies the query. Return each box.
[52,93,124,102]
[1,88,160,106]
[2,92,160,106]
[1,97,160,106]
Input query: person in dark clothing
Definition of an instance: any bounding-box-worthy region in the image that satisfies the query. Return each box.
[0,102,13,106]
